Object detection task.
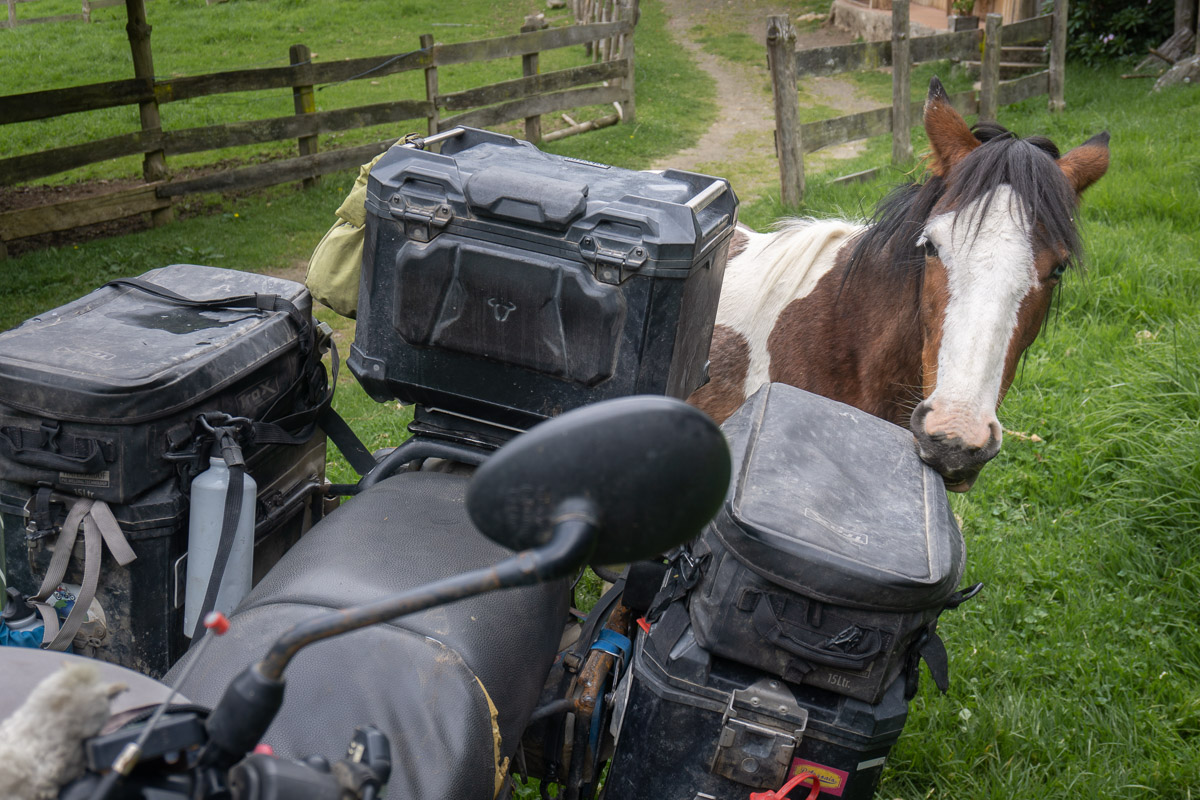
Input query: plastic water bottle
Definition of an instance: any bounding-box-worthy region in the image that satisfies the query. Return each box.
[184,457,256,638]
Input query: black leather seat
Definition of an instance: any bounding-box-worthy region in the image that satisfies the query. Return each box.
[168,471,569,799]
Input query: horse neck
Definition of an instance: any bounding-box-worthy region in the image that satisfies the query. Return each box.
[807,245,926,427]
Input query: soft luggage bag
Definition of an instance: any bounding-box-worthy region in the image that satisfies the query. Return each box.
[349,126,738,431]
[0,265,327,503]
[605,600,909,800]
[0,265,330,674]
[686,383,970,704]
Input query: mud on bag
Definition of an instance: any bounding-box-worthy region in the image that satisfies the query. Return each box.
[0,265,333,675]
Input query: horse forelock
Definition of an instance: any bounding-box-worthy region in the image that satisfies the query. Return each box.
[940,133,1081,269]
[846,126,1082,283]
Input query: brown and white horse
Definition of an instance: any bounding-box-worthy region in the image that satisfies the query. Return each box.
[689,77,1110,491]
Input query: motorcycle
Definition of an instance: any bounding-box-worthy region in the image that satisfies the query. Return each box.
[0,129,966,800]
[1,394,732,800]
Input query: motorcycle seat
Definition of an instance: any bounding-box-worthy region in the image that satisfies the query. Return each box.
[167,471,569,799]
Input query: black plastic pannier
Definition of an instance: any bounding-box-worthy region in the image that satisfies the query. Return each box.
[348,127,739,432]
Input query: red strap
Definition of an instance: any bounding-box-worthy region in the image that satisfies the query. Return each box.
[749,771,821,800]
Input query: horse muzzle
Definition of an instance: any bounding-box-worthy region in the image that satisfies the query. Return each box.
[909,400,1003,492]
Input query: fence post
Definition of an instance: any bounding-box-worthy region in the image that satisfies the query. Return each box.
[289,44,319,189]
[6,0,14,29]
[618,0,637,124]
[124,0,172,225]
[1048,0,1067,112]
[420,33,439,136]
[767,15,803,206]
[521,15,542,143]
[891,0,912,164]
[1175,0,1193,35]
[82,0,90,23]
[979,12,1002,122]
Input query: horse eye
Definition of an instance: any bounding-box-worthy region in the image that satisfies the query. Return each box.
[1049,262,1067,280]
[922,239,939,259]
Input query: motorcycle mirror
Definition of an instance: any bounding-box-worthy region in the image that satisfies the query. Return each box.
[467,395,731,565]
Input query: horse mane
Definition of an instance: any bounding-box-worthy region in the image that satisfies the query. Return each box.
[845,123,1082,284]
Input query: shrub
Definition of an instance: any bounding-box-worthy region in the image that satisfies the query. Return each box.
[1060,0,1176,66]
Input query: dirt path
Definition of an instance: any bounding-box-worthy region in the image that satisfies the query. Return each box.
[650,0,877,205]
[648,6,779,200]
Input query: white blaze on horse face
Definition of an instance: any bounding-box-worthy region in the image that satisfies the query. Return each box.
[924,184,1035,438]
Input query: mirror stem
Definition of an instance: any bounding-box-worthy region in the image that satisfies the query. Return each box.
[260,499,597,679]
[202,501,598,765]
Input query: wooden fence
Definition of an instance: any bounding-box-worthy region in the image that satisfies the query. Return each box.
[769,0,1067,204]
[0,0,637,258]
[1,0,122,28]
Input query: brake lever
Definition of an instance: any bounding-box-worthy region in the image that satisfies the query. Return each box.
[345,727,391,800]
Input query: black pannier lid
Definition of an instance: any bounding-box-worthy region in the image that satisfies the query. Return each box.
[0,265,309,424]
[365,126,737,278]
[713,383,964,612]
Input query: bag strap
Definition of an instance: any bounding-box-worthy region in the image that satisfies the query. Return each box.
[191,429,249,641]
[644,548,710,624]
[105,277,311,354]
[29,497,136,651]
[246,338,376,476]
[904,582,984,698]
[0,422,112,473]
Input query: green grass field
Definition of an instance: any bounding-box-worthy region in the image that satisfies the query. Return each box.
[3,2,1200,797]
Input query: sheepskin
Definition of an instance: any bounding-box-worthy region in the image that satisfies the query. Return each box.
[0,662,126,800]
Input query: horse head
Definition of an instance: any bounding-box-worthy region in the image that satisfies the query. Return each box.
[908,77,1109,490]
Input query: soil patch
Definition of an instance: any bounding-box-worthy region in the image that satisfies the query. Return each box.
[650,0,878,204]
[0,158,272,258]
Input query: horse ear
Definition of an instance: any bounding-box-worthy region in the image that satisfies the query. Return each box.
[923,76,978,177]
[1058,131,1110,195]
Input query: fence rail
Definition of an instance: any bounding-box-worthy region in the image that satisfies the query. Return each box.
[0,0,639,257]
[1,0,122,28]
[770,0,1065,204]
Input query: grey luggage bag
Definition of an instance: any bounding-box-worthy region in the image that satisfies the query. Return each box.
[685,383,976,704]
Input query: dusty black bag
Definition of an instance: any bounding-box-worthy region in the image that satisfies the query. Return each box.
[0,266,334,674]
[685,383,973,704]
[0,265,327,503]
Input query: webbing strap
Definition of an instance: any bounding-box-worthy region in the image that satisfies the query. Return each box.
[192,452,247,644]
[589,629,632,661]
[246,338,375,476]
[105,277,311,354]
[29,497,136,651]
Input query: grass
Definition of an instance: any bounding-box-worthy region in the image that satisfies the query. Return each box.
[688,0,830,68]
[4,4,1200,797]
[751,64,1200,799]
[0,0,635,182]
